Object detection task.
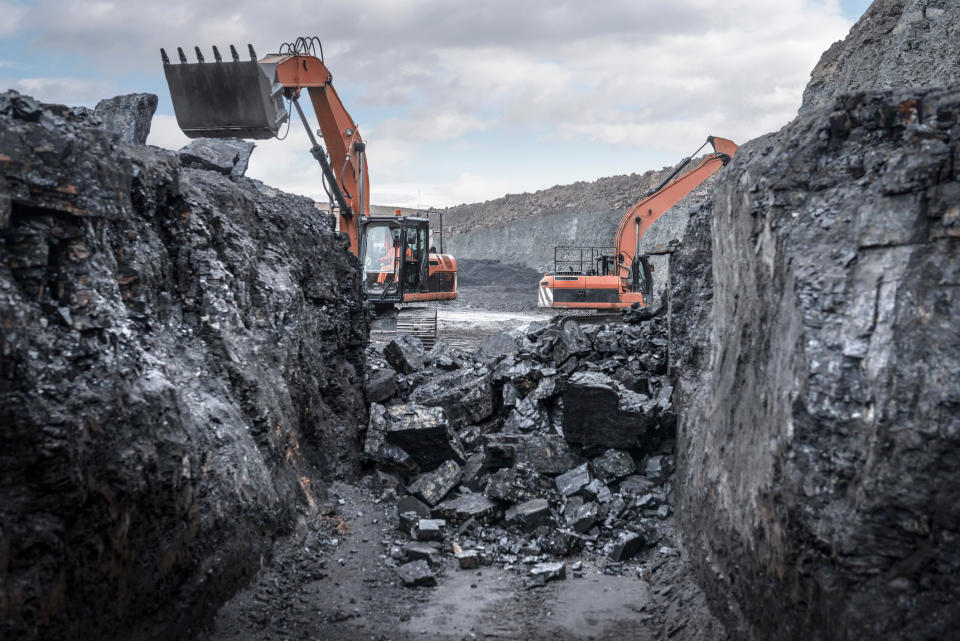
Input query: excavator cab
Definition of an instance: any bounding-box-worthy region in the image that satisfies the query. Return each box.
[360,217,430,305]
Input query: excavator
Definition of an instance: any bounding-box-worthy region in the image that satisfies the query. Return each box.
[538,136,737,311]
[161,37,456,345]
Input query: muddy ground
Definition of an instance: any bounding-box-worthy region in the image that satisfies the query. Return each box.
[200,264,724,641]
[201,481,724,641]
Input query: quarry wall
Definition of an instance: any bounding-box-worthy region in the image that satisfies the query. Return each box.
[0,92,367,640]
[671,2,960,636]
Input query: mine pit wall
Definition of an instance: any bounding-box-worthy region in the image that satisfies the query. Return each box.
[671,88,960,640]
[0,96,367,640]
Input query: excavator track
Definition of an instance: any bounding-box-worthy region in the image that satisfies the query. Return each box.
[369,307,438,349]
[396,307,438,349]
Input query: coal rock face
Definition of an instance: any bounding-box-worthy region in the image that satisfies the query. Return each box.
[800,0,960,115]
[0,92,367,641]
[94,93,158,145]
[673,88,960,640]
[179,138,255,181]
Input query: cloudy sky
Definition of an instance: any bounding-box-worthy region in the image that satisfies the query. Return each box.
[1,1,871,207]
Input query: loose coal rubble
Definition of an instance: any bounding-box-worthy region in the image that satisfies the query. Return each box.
[364,315,677,586]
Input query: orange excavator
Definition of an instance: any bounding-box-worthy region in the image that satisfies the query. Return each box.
[161,37,456,343]
[538,136,737,310]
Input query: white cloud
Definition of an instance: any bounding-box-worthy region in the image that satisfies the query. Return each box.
[7,0,854,205]
[6,77,117,106]
[376,109,489,143]
[145,114,190,150]
[0,2,27,36]
[375,171,539,210]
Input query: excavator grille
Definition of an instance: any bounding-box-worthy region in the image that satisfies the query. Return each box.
[162,45,289,139]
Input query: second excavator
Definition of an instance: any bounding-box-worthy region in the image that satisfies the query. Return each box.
[161,37,456,344]
[538,136,737,311]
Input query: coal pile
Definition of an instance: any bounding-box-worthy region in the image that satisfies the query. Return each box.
[0,92,367,641]
[454,258,542,288]
[364,314,678,586]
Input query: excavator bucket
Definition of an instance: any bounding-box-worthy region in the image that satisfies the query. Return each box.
[161,44,288,139]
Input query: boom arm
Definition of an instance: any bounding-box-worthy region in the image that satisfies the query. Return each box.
[267,52,370,253]
[613,136,737,280]
[161,41,369,254]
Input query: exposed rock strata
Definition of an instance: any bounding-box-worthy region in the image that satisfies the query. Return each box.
[0,92,367,641]
[673,87,960,640]
[94,93,158,145]
[800,0,960,115]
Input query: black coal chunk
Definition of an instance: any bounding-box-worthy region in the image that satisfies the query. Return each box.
[643,455,673,483]
[529,561,566,582]
[366,367,397,403]
[410,367,494,427]
[384,334,426,373]
[179,138,255,180]
[383,404,465,468]
[460,453,488,491]
[501,395,551,433]
[485,465,544,504]
[94,93,158,145]
[485,434,582,476]
[591,449,637,483]
[425,341,464,370]
[397,495,431,518]
[397,560,437,587]
[569,501,599,533]
[619,475,656,496]
[608,531,647,561]
[456,549,480,569]
[555,463,591,497]
[412,519,446,542]
[407,460,462,506]
[552,323,592,364]
[582,479,613,503]
[562,372,659,449]
[403,542,441,565]
[505,498,552,532]
[433,492,498,525]
[540,529,583,556]
[492,356,544,395]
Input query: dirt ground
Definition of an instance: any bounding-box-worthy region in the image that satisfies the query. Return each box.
[200,279,727,641]
[200,482,725,641]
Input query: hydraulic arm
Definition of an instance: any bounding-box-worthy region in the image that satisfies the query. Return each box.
[538,136,737,309]
[162,37,458,334]
[163,37,368,253]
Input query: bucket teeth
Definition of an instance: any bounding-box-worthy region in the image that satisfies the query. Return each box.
[162,40,287,139]
[160,48,170,64]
